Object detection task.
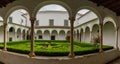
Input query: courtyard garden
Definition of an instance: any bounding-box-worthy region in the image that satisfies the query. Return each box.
[0,40,113,56]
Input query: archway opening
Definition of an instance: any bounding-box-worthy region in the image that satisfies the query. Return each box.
[59,30,65,40]
[44,30,50,40]
[36,30,42,40]
[36,4,69,40]
[17,28,21,41]
[9,27,15,41]
[80,28,83,42]
[85,27,90,43]
[75,9,98,43]
[7,9,30,41]
[103,22,115,47]
[51,30,58,40]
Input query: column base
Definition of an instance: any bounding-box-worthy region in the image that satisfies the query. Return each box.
[99,49,103,53]
[2,48,7,51]
[116,47,119,50]
[29,52,36,57]
[68,52,75,58]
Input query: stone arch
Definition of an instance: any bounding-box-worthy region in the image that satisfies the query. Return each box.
[33,1,72,17]
[4,6,30,22]
[80,28,84,42]
[44,30,50,40]
[0,16,3,21]
[85,26,90,43]
[103,16,117,28]
[36,30,42,40]
[67,30,70,36]
[59,30,65,40]
[26,30,30,40]
[9,27,15,41]
[51,30,58,40]
[103,21,115,47]
[92,24,99,39]
[16,28,22,41]
[74,4,103,23]
[22,29,26,40]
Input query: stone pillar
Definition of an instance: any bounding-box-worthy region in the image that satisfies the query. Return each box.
[90,31,92,43]
[68,17,75,57]
[3,23,7,51]
[99,22,103,52]
[115,27,119,50]
[29,17,36,57]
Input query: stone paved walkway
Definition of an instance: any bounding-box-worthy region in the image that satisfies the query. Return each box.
[107,58,120,64]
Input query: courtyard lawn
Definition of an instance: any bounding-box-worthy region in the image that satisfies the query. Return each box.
[0,40,113,56]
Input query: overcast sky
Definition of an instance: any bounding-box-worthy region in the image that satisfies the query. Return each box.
[40,4,89,14]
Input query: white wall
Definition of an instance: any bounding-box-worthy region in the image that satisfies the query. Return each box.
[85,27,90,43]
[8,11,27,26]
[74,11,97,26]
[59,31,65,40]
[103,22,115,47]
[36,11,70,26]
[0,26,3,42]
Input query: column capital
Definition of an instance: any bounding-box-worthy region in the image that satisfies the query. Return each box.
[3,22,7,26]
[69,17,75,21]
[30,17,36,23]
[99,22,103,26]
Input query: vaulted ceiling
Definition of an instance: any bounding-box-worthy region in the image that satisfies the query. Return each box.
[0,0,120,16]
[89,0,120,16]
[0,0,15,8]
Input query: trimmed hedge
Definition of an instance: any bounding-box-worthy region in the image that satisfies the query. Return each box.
[0,40,113,56]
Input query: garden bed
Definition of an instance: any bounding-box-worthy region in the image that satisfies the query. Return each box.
[0,40,113,56]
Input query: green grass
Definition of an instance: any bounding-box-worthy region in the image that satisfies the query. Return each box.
[0,40,113,56]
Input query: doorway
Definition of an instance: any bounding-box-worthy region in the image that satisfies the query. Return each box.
[51,36,55,40]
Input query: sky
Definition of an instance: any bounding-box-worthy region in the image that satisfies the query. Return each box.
[18,4,89,15]
[40,4,89,14]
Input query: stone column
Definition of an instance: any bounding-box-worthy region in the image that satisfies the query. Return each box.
[3,23,7,51]
[29,17,36,57]
[68,17,75,57]
[99,22,103,52]
[115,27,119,50]
[90,31,92,43]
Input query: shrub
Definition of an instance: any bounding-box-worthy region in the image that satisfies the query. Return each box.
[66,36,70,41]
[0,40,113,56]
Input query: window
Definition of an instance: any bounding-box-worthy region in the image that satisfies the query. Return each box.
[35,20,39,26]
[21,19,23,24]
[64,19,68,26]
[9,17,12,23]
[38,35,42,39]
[49,19,54,26]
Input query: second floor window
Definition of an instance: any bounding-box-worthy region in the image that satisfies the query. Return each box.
[64,19,68,26]
[49,19,54,26]
[9,17,12,23]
